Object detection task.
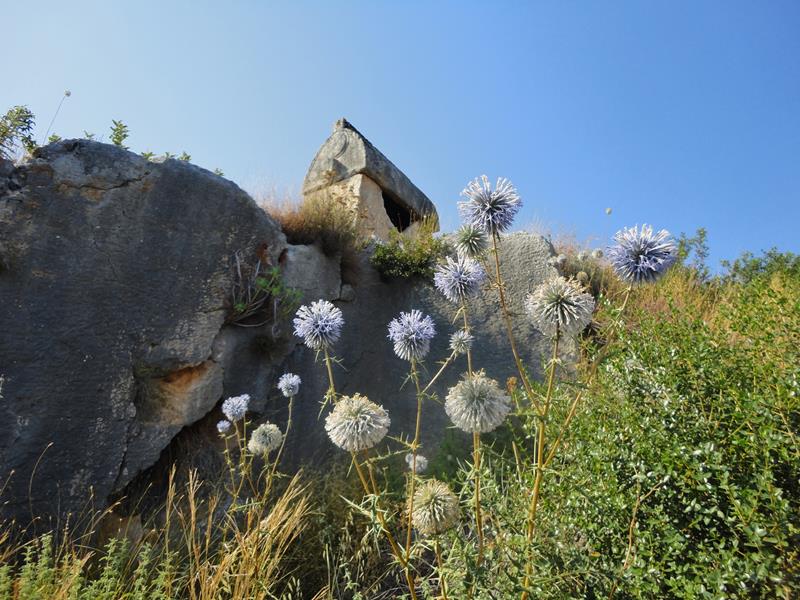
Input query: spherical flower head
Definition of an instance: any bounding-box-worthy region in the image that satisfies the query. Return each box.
[525,276,595,338]
[405,453,428,474]
[449,330,474,355]
[458,175,521,235]
[293,300,344,350]
[221,394,250,422]
[64,90,71,97]
[411,479,459,535]
[217,420,231,434]
[325,393,390,452]
[591,249,603,260]
[607,224,677,284]
[387,310,436,362]
[454,224,488,258]
[434,255,486,304]
[277,373,301,398]
[247,422,283,456]
[445,371,511,433]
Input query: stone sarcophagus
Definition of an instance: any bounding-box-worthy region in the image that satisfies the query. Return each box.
[302,119,438,240]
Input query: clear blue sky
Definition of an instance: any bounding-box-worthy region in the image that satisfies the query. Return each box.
[4,1,798,268]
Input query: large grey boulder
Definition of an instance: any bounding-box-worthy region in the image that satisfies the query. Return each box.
[0,140,286,523]
[0,138,559,524]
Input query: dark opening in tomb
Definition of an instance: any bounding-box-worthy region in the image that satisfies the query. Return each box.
[382,189,415,231]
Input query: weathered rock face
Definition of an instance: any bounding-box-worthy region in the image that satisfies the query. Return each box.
[0,140,558,525]
[0,140,286,523]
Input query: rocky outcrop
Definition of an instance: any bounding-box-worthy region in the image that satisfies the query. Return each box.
[0,140,558,525]
[0,140,286,523]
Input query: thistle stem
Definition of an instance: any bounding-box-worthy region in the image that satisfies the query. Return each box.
[520,332,559,600]
[323,347,337,404]
[268,395,293,490]
[462,302,473,376]
[435,538,449,600]
[473,431,484,565]
[353,451,417,599]
[491,231,539,412]
[405,360,424,560]
[421,352,456,396]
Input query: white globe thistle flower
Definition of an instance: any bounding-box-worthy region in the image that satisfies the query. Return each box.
[525,276,595,338]
[449,330,474,355]
[247,422,283,456]
[325,393,390,452]
[433,255,486,304]
[221,394,250,422]
[277,373,301,398]
[454,224,488,258]
[405,453,428,473]
[607,224,677,284]
[458,175,522,235]
[216,420,231,434]
[445,371,512,433]
[387,310,436,362]
[293,300,344,350]
[411,479,460,535]
[591,249,603,260]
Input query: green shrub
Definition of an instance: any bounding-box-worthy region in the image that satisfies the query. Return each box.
[0,105,36,159]
[227,250,302,330]
[430,267,800,598]
[370,220,448,281]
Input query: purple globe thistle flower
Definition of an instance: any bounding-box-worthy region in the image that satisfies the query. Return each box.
[458,175,522,235]
[325,393,390,452]
[411,479,459,535]
[525,276,595,338]
[387,310,436,361]
[454,224,488,258]
[445,371,512,433]
[247,422,283,456]
[607,224,677,284]
[449,330,474,355]
[293,300,344,350]
[216,420,231,434]
[433,255,486,304]
[221,394,250,422]
[277,373,301,398]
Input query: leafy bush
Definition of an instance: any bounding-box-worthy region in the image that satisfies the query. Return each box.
[0,106,36,159]
[227,249,302,332]
[370,220,448,281]
[425,267,799,598]
[721,247,800,285]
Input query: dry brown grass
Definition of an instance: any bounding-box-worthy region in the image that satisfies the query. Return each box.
[258,190,365,285]
[0,465,313,599]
